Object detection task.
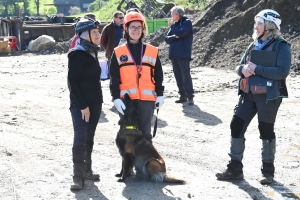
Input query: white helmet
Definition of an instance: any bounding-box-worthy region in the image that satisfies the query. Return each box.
[255,9,281,30]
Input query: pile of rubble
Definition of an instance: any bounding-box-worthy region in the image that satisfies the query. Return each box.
[145,0,300,74]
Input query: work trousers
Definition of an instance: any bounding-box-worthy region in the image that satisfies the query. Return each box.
[171,58,194,98]
[138,101,155,140]
[70,102,102,176]
[230,93,282,139]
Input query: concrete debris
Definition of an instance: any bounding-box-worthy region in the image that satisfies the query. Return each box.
[27,35,56,52]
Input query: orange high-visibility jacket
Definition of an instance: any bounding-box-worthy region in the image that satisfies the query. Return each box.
[114,43,158,101]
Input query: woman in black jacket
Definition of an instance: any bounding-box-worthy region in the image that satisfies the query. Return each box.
[68,19,103,190]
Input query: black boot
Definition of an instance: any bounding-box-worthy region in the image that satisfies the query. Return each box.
[85,144,100,180]
[188,97,194,105]
[260,139,276,184]
[216,159,244,180]
[175,95,187,103]
[70,163,85,190]
[85,161,100,180]
[71,176,84,190]
[260,162,274,184]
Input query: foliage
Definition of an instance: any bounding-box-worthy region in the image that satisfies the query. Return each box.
[89,0,107,12]
[0,0,55,16]
[47,5,57,15]
[86,0,211,22]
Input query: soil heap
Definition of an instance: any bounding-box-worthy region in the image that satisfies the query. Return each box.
[145,0,300,74]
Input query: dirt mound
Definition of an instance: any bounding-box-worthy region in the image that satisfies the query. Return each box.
[147,0,300,74]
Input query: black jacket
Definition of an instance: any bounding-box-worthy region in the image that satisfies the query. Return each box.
[68,50,103,109]
[109,41,164,100]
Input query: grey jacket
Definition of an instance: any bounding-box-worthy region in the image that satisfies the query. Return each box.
[235,37,291,101]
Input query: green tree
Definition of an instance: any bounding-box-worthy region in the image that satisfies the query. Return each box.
[189,0,209,8]
[89,0,106,12]
[47,5,57,15]
[34,0,40,15]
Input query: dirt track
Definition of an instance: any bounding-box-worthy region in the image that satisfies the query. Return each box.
[0,53,299,200]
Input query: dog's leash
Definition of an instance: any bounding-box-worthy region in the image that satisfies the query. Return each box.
[153,108,159,138]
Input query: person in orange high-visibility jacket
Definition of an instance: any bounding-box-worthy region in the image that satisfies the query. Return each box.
[109,12,164,141]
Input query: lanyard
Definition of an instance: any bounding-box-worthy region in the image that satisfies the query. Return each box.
[125,43,143,72]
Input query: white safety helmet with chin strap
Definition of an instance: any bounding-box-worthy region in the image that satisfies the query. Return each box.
[255,9,281,30]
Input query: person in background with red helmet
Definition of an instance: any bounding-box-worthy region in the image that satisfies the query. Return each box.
[67,19,102,190]
[109,12,164,143]
[216,9,291,185]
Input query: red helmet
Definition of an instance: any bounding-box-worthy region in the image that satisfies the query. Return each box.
[123,12,145,30]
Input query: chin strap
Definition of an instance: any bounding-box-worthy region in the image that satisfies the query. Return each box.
[258,30,266,39]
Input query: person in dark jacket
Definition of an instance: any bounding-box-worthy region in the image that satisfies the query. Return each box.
[67,19,103,190]
[69,13,97,49]
[110,12,164,142]
[165,6,194,105]
[216,9,291,185]
[100,11,124,60]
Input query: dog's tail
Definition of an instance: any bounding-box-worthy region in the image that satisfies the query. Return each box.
[151,172,186,184]
[146,159,186,184]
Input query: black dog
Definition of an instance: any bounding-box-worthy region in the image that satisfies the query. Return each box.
[115,94,186,183]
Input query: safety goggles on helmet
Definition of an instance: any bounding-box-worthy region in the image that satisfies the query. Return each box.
[75,19,100,35]
[123,12,145,30]
[255,9,281,30]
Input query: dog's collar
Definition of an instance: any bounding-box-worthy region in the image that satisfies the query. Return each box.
[125,126,138,130]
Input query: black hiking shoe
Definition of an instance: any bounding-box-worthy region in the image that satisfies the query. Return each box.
[175,95,187,103]
[188,97,194,105]
[259,174,273,184]
[216,159,244,180]
[85,171,100,180]
[70,177,84,190]
[216,168,244,180]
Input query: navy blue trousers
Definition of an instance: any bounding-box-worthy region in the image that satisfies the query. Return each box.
[171,58,194,98]
[70,102,102,172]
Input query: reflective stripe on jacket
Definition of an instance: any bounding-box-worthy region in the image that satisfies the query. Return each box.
[114,43,158,101]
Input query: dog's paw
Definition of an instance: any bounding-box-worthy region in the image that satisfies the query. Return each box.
[115,173,122,177]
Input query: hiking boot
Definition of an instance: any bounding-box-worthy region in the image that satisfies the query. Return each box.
[260,174,273,185]
[70,177,84,190]
[216,159,244,180]
[216,168,244,180]
[188,97,194,105]
[85,170,100,180]
[175,95,187,103]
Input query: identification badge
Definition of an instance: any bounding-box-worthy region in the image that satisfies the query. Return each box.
[267,81,272,87]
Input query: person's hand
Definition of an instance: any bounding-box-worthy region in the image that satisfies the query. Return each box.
[175,35,179,38]
[113,99,126,115]
[248,62,257,72]
[242,64,255,77]
[168,19,174,26]
[81,107,90,122]
[155,96,164,109]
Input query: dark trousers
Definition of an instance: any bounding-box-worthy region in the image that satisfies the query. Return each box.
[230,94,282,139]
[171,58,194,98]
[70,102,102,176]
[138,101,155,140]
